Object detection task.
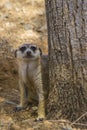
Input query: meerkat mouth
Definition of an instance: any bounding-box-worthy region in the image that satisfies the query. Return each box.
[22,56,38,62]
[23,55,34,59]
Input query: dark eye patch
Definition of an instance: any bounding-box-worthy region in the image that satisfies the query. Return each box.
[30,46,37,52]
[19,46,26,52]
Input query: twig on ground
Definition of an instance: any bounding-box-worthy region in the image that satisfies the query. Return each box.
[71,112,87,126]
[72,123,87,127]
[5,100,17,106]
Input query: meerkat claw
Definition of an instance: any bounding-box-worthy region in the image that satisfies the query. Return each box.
[34,117,45,122]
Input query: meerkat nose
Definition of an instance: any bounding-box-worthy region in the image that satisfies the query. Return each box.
[27,51,31,56]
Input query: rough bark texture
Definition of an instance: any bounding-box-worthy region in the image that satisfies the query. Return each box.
[45,0,87,122]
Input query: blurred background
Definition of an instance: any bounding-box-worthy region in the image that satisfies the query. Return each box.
[0,1,48,129]
[0,0,48,51]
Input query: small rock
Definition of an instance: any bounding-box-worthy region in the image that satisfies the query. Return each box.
[23,24,32,30]
[9,123,21,130]
[0,87,3,91]
[27,128,34,130]
[44,120,52,128]
[4,2,13,10]
[32,106,38,111]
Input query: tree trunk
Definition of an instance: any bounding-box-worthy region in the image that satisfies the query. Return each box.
[45,0,87,122]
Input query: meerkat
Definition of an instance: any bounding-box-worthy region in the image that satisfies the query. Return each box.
[15,43,49,121]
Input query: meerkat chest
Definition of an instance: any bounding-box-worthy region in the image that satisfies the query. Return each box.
[19,63,28,83]
[18,61,41,86]
[27,63,41,98]
[27,62,40,82]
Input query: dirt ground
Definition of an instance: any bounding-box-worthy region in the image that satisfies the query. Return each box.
[0,0,86,130]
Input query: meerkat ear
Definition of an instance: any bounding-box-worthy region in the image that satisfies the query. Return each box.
[39,48,42,55]
[14,49,17,58]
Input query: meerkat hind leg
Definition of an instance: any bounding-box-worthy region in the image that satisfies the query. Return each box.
[15,83,29,111]
[35,83,45,121]
[35,99,45,121]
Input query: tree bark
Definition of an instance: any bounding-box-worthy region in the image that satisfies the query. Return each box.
[45,0,87,122]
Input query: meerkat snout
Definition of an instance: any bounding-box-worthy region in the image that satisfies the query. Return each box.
[26,50,32,56]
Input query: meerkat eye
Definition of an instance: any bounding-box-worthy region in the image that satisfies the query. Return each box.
[30,46,37,52]
[19,46,26,52]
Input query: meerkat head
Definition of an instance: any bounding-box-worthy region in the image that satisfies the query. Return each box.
[15,43,42,61]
